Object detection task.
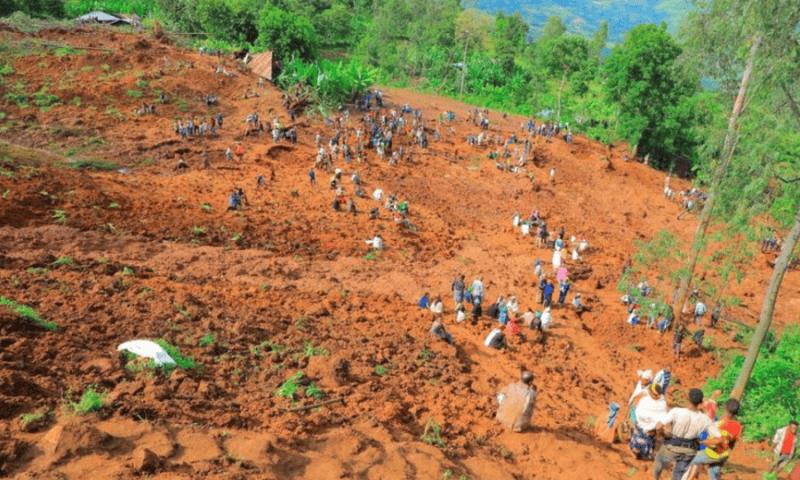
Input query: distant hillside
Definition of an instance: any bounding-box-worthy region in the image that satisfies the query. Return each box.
[476,0,693,43]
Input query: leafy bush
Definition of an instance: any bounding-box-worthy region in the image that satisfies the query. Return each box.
[705,325,800,441]
[256,4,318,61]
[4,92,29,108]
[64,0,158,18]
[0,297,57,330]
[277,57,376,106]
[64,159,120,170]
[64,385,107,415]
[276,371,304,399]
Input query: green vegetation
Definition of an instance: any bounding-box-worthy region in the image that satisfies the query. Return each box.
[198,332,215,347]
[705,325,800,441]
[0,297,57,330]
[277,58,376,106]
[64,385,107,415]
[53,256,74,265]
[276,371,304,399]
[126,89,143,98]
[154,339,197,370]
[59,158,120,171]
[375,364,388,376]
[20,409,49,427]
[420,418,445,447]
[303,341,328,357]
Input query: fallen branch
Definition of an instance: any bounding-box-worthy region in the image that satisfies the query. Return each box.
[280,397,345,413]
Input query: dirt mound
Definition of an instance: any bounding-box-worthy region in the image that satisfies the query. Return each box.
[0,25,791,480]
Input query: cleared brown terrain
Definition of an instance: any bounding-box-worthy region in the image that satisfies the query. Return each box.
[0,24,794,480]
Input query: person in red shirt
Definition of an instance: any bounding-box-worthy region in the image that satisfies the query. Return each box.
[685,399,742,480]
[770,420,799,474]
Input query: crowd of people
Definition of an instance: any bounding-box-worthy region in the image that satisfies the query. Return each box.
[161,75,793,479]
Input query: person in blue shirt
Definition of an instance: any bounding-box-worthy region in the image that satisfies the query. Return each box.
[543,282,554,307]
[418,292,430,309]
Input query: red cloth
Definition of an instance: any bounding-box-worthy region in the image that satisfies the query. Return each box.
[790,461,800,480]
[707,418,742,459]
[702,399,717,420]
[506,320,519,336]
[782,432,796,455]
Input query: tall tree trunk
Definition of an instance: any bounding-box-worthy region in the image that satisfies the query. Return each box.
[460,40,468,96]
[671,35,762,319]
[557,70,567,121]
[730,205,800,400]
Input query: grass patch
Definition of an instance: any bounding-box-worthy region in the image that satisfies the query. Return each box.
[104,106,125,121]
[198,333,215,347]
[276,371,304,399]
[34,89,61,111]
[52,210,68,224]
[53,256,73,265]
[64,385,106,415]
[155,339,197,370]
[20,408,49,427]
[0,297,57,330]
[303,341,329,357]
[126,89,143,98]
[420,418,445,448]
[63,158,119,171]
[375,364,388,376]
[305,383,325,399]
[4,92,29,108]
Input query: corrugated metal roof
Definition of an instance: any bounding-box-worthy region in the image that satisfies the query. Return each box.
[249,51,274,80]
[75,11,131,24]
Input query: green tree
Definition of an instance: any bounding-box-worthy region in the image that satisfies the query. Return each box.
[540,15,566,42]
[536,35,590,117]
[314,3,354,48]
[602,23,698,163]
[156,0,203,33]
[455,8,493,95]
[196,0,261,46]
[1,0,65,18]
[256,4,318,61]
[589,20,608,60]
[494,12,528,76]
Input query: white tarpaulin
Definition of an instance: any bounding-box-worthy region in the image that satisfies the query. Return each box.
[117,340,176,365]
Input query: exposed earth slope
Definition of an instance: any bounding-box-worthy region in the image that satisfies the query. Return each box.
[0,25,795,480]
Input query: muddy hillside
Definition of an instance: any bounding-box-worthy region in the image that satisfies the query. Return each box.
[0,25,793,480]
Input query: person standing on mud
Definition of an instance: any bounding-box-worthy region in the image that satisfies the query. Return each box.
[471,276,485,306]
[496,372,537,432]
[451,274,465,304]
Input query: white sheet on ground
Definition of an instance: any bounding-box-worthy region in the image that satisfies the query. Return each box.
[117,340,176,365]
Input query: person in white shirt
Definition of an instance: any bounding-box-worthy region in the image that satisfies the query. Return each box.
[694,301,707,327]
[653,389,721,480]
[629,383,668,459]
[629,370,653,406]
[540,307,553,330]
[365,234,383,250]
[429,296,444,317]
[506,295,519,315]
[455,303,466,323]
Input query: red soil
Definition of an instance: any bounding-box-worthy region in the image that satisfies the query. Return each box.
[0,25,793,480]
